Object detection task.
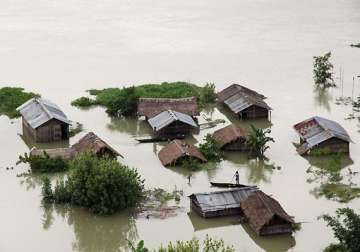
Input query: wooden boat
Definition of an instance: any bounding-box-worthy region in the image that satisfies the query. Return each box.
[136,134,186,143]
[210,182,254,188]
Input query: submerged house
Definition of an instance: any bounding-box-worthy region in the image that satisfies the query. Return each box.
[16,98,70,142]
[137,97,199,119]
[217,84,271,119]
[240,191,294,236]
[212,124,248,151]
[189,187,259,218]
[148,110,198,138]
[158,139,207,166]
[30,132,123,160]
[293,116,351,155]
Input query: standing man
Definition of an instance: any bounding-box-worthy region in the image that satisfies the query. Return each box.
[235,171,239,185]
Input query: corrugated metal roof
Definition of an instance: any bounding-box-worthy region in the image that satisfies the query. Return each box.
[16,98,70,129]
[224,93,271,114]
[190,187,258,213]
[148,110,198,131]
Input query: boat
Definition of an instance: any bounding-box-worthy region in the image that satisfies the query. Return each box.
[210,182,254,188]
[136,134,186,143]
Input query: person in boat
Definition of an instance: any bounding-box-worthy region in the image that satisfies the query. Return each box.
[235,171,239,185]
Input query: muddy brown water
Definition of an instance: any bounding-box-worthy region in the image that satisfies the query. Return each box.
[1,0,360,251]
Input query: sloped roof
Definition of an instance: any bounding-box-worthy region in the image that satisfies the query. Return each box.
[148,110,198,131]
[189,187,259,213]
[158,139,207,166]
[293,116,351,154]
[16,98,70,129]
[240,191,294,234]
[224,92,271,114]
[137,97,199,118]
[212,124,247,147]
[217,84,266,102]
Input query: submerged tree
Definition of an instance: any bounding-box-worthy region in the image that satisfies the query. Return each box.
[320,208,360,252]
[246,125,274,159]
[198,134,223,162]
[313,52,335,88]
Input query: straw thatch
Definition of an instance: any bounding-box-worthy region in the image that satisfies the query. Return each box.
[212,124,247,149]
[137,97,199,119]
[158,139,207,166]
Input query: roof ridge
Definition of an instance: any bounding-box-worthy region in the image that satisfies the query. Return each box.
[36,98,53,120]
[173,140,186,155]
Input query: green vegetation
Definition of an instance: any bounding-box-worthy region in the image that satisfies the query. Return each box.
[312,183,360,203]
[199,134,223,162]
[69,122,84,137]
[0,87,39,118]
[313,52,335,88]
[179,158,202,171]
[350,43,360,48]
[17,152,69,173]
[71,82,216,116]
[246,125,274,158]
[41,153,144,215]
[320,208,360,252]
[129,236,235,252]
[144,188,182,207]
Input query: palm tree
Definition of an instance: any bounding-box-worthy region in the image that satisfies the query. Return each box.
[246,125,274,159]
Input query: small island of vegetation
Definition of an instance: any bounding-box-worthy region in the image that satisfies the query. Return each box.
[71,82,216,116]
[313,52,335,89]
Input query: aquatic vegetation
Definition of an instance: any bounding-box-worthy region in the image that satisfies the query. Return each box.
[179,158,203,171]
[69,122,84,137]
[129,235,235,252]
[313,52,335,88]
[246,125,274,159]
[17,152,69,173]
[41,153,145,215]
[198,134,223,162]
[311,183,360,203]
[320,208,360,252]
[350,42,360,48]
[0,87,39,118]
[71,82,216,117]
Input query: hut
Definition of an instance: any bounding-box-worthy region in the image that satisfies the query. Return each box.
[158,139,207,166]
[212,124,248,151]
[30,132,123,160]
[137,97,199,119]
[293,116,351,155]
[16,98,70,142]
[240,191,294,236]
[217,84,271,119]
[189,187,259,218]
[148,110,198,138]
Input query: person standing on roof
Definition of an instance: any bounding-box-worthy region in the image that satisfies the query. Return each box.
[235,171,239,185]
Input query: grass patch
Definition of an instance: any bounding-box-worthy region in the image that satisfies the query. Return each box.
[71,82,216,116]
[0,87,39,118]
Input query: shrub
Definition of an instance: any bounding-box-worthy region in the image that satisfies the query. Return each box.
[41,177,53,203]
[320,208,360,252]
[69,122,83,137]
[17,152,69,173]
[0,87,39,118]
[313,52,335,88]
[41,153,145,215]
[70,97,96,107]
[246,125,274,158]
[350,43,360,48]
[199,134,223,162]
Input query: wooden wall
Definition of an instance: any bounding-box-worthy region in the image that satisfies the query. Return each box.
[239,105,269,119]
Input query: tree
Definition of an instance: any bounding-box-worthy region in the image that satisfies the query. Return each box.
[320,208,360,252]
[313,52,335,88]
[199,134,223,162]
[246,125,274,158]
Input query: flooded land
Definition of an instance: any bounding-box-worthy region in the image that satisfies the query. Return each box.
[1,0,360,251]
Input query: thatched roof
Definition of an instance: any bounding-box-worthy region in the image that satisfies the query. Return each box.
[240,191,294,234]
[158,139,207,166]
[137,97,199,118]
[30,132,123,160]
[217,84,266,103]
[212,124,247,148]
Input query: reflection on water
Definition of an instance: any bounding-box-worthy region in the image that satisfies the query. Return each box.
[313,87,333,111]
[19,133,70,150]
[19,172,66,191]
[42,204,137,252]
[187,211,240,231]
[108,117,151,137]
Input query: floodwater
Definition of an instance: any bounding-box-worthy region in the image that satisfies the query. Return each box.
[1,0,360,251]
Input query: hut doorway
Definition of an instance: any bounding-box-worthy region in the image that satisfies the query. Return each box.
[61,124,69,140]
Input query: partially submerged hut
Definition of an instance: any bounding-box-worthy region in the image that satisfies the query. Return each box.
[240,191,294,236]
[158,139,207,166]
[30,132,122,160]
[137,97,199,119]
[148,110,198,138]
[293,116,351,155]
[217,84,271,119]
[212,124,248,151]
[16,98,70,142]
[189,187,259,218]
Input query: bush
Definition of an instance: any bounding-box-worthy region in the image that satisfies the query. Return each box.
[41,153,145,215]
[17,152,69,173]
[71,82,216,117]
[199,134,223,162]
[313,52,335,88]
[246,125,274,158]
[320,208,360,252]
[0,87,39,118]
[350,43,360,48]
